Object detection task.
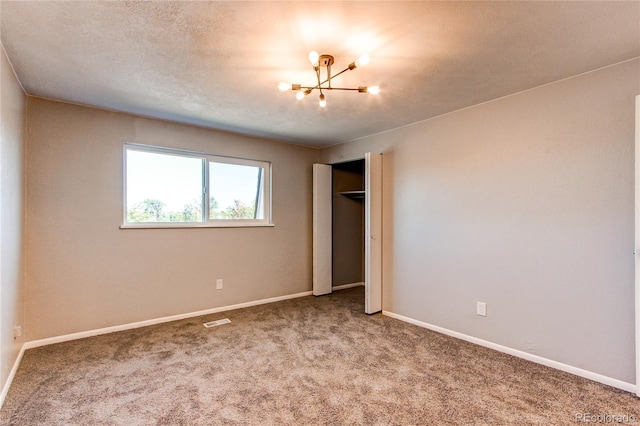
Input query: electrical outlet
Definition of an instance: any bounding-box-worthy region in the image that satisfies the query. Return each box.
[476,301,487,317]
[13,326,22,338]
[216,279,223,290]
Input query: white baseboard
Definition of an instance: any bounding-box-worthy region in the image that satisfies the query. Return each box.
[333,282,364,291]
[382,310,636,394]
[0,343,26,409]
[24,290,313,350]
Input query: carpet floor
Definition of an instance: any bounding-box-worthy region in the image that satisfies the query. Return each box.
[1,287,638,425]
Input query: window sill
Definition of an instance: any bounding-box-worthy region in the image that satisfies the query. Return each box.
[120,223,275,229]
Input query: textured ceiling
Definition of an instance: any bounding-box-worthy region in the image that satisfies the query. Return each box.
[1,1,639,147]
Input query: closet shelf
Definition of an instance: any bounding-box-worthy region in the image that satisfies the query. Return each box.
[338,190,365,199]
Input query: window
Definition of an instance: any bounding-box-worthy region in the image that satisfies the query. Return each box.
[123,143,271,227]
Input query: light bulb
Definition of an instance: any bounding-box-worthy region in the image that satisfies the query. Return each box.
[308,51,319,67]
[368,85,380,95]
[296,91,305,101]
[277,82,292,92]
[356,53,370,67]
[319,94,326,108]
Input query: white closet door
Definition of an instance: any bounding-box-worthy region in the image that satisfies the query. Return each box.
[634,95,640,397]
[313,164,333,296]
[365,152,382,314]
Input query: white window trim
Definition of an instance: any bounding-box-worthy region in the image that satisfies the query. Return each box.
[121,143,273,229]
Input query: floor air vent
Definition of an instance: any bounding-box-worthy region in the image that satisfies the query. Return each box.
[203,318,231,328]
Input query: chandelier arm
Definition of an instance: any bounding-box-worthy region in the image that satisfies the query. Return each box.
[297,87,362,91]
[298,65,355,92]
[314,66,323,95]
[327,66,351,81]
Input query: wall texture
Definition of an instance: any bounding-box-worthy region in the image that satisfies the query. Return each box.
[25,99,319,340]
[321,59,640,384]
[0,46,26,397]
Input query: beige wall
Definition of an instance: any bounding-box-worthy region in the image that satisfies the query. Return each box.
[321,59,640,384]
[0,46,26,396]
[25,98,319,340]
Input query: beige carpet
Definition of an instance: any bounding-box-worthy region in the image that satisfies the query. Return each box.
[1,287,638,425]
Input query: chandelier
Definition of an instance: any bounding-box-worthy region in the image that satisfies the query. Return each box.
[278,51,380,108]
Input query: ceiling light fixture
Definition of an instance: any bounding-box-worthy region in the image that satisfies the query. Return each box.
[278,51,380,108]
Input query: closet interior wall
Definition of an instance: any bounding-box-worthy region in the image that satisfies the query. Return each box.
[332,160,365,287]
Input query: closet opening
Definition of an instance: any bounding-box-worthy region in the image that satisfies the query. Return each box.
[332,159,365,290]
[313,152,382,314]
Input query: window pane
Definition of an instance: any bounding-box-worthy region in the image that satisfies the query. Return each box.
[126,150,203,223]
[209,161,263,220]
